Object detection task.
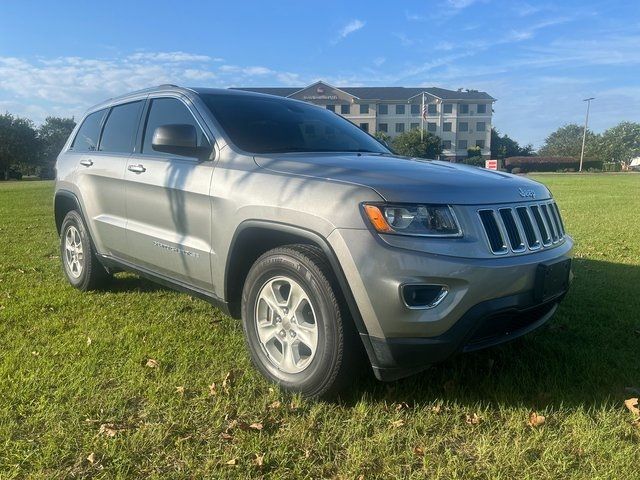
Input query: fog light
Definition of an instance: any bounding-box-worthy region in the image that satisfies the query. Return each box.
[401,284,448,309]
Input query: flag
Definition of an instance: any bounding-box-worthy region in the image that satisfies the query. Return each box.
[421,103,428,120]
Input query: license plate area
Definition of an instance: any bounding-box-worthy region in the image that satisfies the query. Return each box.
[534,259,571,303]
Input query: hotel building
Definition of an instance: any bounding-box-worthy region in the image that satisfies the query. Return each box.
[236,81,495,161]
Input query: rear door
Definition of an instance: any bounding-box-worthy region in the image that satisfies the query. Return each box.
[72,101,143,256]
[123,95,215,291]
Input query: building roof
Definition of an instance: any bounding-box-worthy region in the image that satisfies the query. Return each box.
[232,85,495,101]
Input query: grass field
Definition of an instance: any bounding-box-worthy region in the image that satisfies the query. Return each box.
[1,174,639,479]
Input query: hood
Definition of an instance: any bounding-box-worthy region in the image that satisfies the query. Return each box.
[254,153,551,205]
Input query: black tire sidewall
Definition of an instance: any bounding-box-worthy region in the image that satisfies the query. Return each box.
[242,250,342,394]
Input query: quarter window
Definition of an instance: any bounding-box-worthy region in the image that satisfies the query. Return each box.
[142,98,208,155]
[71,109,107,152]
[99,101,143,153]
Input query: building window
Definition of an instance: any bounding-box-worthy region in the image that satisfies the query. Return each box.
[459,104,469,114]
[395,123,405,133]
[378,104,388,115]
[411,104,420,115]
[459,122,468,132]
[443,122,452,132]
[359,123,369,132]
[428,104,437,114]
[458,140,467,150]
[477,104,487,114]
[443,103,453,114]
[378,123,388,132]
[360,104,369,114]
[326,104,335,112]
[427,122,437,132]
[442,140,452,150]
[476,140,485,149]
[341,104,350,115]
[410,122,420,130]
[396,104,405,115]
[476,121,486,132]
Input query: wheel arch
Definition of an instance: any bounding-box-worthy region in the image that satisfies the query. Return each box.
[54,190,83,235]
[224,220,376,362]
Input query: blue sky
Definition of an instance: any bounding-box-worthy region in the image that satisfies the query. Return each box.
[0,0,638,147]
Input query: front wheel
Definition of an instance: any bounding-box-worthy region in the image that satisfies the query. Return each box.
[241,245,361,398]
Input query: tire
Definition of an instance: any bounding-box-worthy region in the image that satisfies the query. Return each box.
[59,210,110,291]
[241,245,362,398]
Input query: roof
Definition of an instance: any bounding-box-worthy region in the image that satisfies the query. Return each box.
[232,85,495,101]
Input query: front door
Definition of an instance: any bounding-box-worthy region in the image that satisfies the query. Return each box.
[123,96,215,291]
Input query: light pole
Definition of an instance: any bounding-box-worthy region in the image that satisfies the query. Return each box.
[579,97,595,172]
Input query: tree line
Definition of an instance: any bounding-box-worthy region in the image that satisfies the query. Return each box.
[0,113,75,180]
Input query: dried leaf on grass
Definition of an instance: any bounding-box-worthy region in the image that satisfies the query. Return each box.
[145,358,159,368]
[528,412,546,427]
[225,458,237,466]
[209,382,217,396]
[413,446,425,456]
[390,419,405,428]
[253,453,264,467]
[465,413,481,425]
[175,386,185,395]
[86,452,96,464]
[624,398,639,416]
[268,400,281,410]
[98,423,125,437]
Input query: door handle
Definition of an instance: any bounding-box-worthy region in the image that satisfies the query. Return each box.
[128,164,146,173]
[79,159,93,167]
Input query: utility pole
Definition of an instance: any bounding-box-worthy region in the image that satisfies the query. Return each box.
[579,97,595,172]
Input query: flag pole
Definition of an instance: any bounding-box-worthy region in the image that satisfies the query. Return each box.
[421,92,425,142]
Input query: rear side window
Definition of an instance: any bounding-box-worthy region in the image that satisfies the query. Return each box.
[71,109,106,152]
[99,101,144,153]
[142,98,208,155]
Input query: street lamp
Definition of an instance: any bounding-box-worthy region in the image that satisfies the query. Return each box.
[579,97,595,172]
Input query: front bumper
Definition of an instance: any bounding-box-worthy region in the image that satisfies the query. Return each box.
[326,228,573,380]
[368,291,564,381]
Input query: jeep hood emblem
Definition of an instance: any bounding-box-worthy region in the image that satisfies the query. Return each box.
[518,188,536,199]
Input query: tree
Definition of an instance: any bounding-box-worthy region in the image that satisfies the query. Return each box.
[462,146,484,166]
[38,116,76,178]
[391,129,442,158]
[598,121,640,167]
[538,124,600,160]
[374,130,391,146]
[0,113,40,180]
[491,128,533,159]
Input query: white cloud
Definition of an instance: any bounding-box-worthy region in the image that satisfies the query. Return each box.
[447,0,478,8]
[333,19,365,43]
[373,57,386,67]
[126,51,219,63]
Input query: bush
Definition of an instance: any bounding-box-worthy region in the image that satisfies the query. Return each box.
[602,162,622,172]
[511,167,523,174]
[505,156,603,173]
[461,155,484,167]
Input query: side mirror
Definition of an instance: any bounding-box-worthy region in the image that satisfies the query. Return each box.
[152,124,200,157]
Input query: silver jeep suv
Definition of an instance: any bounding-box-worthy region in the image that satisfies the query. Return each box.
[55,85,573,397]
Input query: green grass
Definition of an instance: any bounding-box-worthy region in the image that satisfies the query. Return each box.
[1,174,639,479]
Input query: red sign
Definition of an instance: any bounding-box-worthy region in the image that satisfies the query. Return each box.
[485,159,498,170]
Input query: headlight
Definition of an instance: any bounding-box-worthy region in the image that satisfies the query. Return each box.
[363,203,462,237]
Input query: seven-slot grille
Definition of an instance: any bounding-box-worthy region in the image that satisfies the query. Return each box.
[478,201,566,255]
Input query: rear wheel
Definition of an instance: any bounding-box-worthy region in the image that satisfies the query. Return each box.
[241,245,361,398]
[60,210,110,290]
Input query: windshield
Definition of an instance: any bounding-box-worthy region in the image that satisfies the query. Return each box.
[201,93,390,155]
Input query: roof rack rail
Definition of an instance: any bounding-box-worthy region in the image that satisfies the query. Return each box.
[157,83,179,88]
